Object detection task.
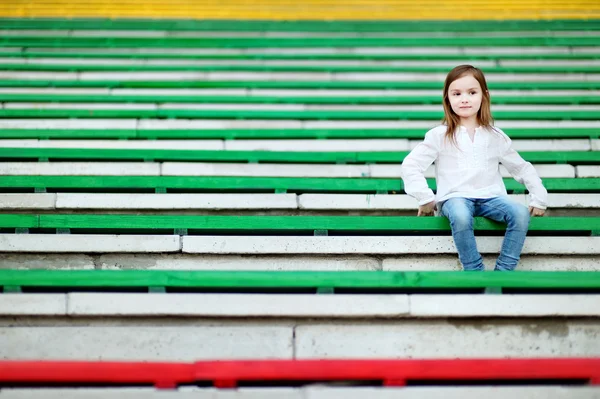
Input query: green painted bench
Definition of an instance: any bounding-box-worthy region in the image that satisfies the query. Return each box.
[0,176,597,194]
[0,148,597,164]
[2,80,600,90]
[1,270,599,294]
[2,128,599,140]
[2,36,599,48]
[1,214,599,234]
[1,94,599,105]
[1,109,598,120]
[1,63,599,74]
[2,51,599,61]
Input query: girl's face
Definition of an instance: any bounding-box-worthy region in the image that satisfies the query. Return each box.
[447,74,483,122]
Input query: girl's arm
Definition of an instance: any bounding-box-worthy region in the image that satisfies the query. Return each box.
[499,139,548,210]
[401,131,440,205]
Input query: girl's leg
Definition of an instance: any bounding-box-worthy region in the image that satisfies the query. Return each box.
[440,198,484,271]
[476,196,530,271]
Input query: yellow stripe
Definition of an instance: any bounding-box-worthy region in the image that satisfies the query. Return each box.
[0,0,597,20]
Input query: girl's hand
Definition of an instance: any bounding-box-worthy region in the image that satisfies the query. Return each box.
[418,201,436,216]
[529,206,545,217]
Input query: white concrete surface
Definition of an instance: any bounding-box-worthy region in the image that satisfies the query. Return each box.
[182,236,600,255]
[304,120,600,129]
[0,139,224,151]
[410,295,600,317]
[4,103,157,110]
[383,255,600,272]
[224,139,409,152]
[0,254,96,270]
[370,164,575,178]
[295,321,600,358]
[298,193,600,210]
[0,162,160,176]
[0,119,137,130]
[407,139,592,152]
[0,325,294,360]
[137,119,303,130]
[0,294,66,316]
[95,254,380,271]
[591,139,600,151]
[299,194,416,210]
[577,166,600,177]
[2,387,599,399]
[67,294,410,318]
[0,235,181,253]
[3,193,597,211]
[0,194,56,209]
[161,162,369,177]
[56,194,297,210]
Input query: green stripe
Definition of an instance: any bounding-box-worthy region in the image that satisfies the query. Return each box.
[1,270,599,289]
[1,63,600,74]
[2,128,599,140]
[0,176,597,193]
[2,80,599,90]
[1,19,600,32]
[0,214,595,231]
[2,94,600,105]
[5,51,600,61]
[2,36,599,48]
[0,148,597,164]
[0,109,598,120]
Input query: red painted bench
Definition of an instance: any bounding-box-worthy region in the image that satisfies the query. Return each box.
[1,359,599,389]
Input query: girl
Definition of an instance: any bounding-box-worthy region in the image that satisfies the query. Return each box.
[401,65,547,271]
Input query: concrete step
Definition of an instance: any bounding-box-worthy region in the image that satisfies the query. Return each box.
[2,293,599,318]
[0,318,598,360]
[0,235,597,255]
[3,70,600,82]
[6,103,600,113]
[0,162,580,178]
[3,193,595,211]
[2,119,599,130]
[1,253,598,272]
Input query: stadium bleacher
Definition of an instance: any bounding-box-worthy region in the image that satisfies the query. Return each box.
[0,1,599,397]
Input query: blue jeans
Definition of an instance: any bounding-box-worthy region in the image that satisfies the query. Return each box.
[440,196,530,272]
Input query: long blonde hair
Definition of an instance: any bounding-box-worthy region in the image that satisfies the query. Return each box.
[442,65,494,146]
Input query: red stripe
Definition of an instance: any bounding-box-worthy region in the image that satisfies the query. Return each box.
[0,358,598,387]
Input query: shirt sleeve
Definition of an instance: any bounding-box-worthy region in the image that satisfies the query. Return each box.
[401,130,439,205]
[499,134,548,210]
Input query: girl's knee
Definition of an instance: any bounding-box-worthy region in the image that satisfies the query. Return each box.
[442,199,473,231]
[509,204,530,230]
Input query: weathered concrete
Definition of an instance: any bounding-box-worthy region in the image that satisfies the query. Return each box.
[295,320,600,358]
[224,139,409,152]
[0,254,96,270]
[383,255,600,272]
[0,119,136,130]
[182,236,600,255]
[409,295,600,317]
[0,325,294,361]
[0,193,56,209]
[161,162,369,177]
[0,235,181,253]
[369,164,575,178]
[56,194,297,210]
[577,166,600,178]
[95,254,380,271]
[0,162,160,176]
[0,294,66,316]
[67,294,409,318]
[407,139,591,152]
[0,139,223,150]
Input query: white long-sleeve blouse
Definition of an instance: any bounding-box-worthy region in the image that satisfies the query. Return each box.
[401,125,548,210]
